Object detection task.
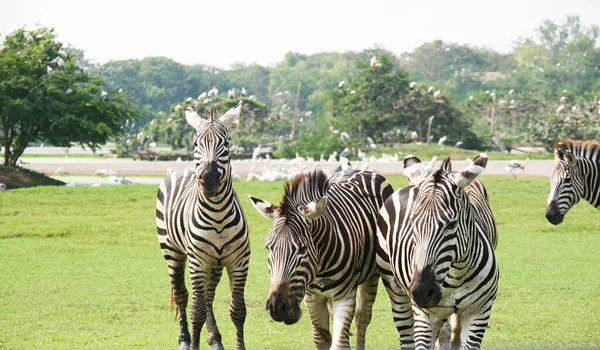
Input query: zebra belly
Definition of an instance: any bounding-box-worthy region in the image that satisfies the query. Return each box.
[183,229,249,265]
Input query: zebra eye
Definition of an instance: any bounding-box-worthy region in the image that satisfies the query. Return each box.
[446,221,458,231]
[297,246,308,256]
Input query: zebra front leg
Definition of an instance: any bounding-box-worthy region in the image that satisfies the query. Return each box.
[412,309,446,350]
[205,266,224,350]
[305,293,332,350]
[380,273,415,349]
[330,292,357,350]
[228,264,248,350]
[167,257,191,350]
[457,304,494,350]
[189,266,208,350]
[354,275,379,350]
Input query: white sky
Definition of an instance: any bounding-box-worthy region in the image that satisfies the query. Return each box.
[2,0,599,69]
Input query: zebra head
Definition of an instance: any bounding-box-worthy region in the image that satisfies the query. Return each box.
[406,154,487,309]
[185,101,242,197]
[546,142,584,225]
[249,175,326,325]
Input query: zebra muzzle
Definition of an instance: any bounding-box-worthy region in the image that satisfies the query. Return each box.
[266,284,302,325]
[198,161,221,196]
[410,265,443,309]
[545,200,564,225]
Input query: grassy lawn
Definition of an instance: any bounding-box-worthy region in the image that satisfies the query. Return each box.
[0,175,598,349]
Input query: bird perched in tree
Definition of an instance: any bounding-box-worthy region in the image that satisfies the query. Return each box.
[370,55,381,67]
[505,160,525,178]
[338,81,345,89]
[241,87,248,97]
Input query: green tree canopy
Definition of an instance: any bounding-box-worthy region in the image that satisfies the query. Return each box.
[0,27,140,166]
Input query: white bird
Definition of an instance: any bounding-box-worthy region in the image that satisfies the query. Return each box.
[509,89,514,95]
[241,87,248,97]
[340,132,350,140]
[47,66,53,74]
[560,96,568,103]
[338,81,345,89]
[95,169,108,177]
[433,90,441,99]
[409,81,416,89]
[370,55,381,67]
[505,160,525,178]
[571,105,577,113]
[101,90,108,99]
[455,141,464,148]
[428,86,434,93]
[438,135,447,149]
[198,92,208,100]
[0,183,6,192]
[252,146,261,161]
[410,131,419,142]
[556,105,565,114]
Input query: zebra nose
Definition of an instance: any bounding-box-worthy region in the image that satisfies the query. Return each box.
[410,265,442,309]
[266,286,289,322]
[545,201,564,225]
[199,162,220,192]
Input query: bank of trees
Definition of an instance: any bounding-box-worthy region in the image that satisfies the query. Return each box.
[2,15,600,162]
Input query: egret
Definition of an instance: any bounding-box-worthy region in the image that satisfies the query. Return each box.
[338,81,345,89]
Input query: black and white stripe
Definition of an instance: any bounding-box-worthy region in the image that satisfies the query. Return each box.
[156,102,250,350]
[546,139,600,225]
[377,154,498,350]
[250,169,393,349]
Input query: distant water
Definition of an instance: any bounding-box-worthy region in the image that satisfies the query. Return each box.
[51,175,164,187]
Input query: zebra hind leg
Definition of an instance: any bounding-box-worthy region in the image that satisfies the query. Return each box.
[167,260,191,350]
[354,275,379,350]
[228,265,249,350]
[205,266,224,350]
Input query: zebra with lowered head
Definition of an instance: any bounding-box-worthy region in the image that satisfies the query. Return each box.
[249,169,394,350]
[377,154,498,350]
[156,101,250,350]
[546,139,600,225]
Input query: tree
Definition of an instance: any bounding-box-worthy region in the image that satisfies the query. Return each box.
[0,27,140,167]
[324,52,408,148]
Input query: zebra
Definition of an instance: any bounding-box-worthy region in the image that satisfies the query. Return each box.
[249,169,394,349]
[377,154,498,349]
[546,139,600,225]
[156,101,250,350]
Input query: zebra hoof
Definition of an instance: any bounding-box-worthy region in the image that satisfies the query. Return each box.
[179,342,190,350]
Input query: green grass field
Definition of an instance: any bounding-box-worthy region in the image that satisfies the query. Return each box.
[1,175,599,349]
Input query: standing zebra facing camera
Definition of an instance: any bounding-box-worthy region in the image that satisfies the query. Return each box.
[249,169,394,350]
[156,101,250,350]
[377,154,498,350]
[546,139,600,225]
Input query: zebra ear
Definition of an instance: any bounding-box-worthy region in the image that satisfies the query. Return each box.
[248,195,277,220]
[564,150,576,165]
[440,156,452,173]
[219,100,243,128]
[185,107,203,130]
[303,196,328,220]
[403,154,426,185]
[451,153,487,189]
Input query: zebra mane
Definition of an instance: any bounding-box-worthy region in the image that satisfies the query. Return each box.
[279,169,329,216]
[555,139,600,160]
